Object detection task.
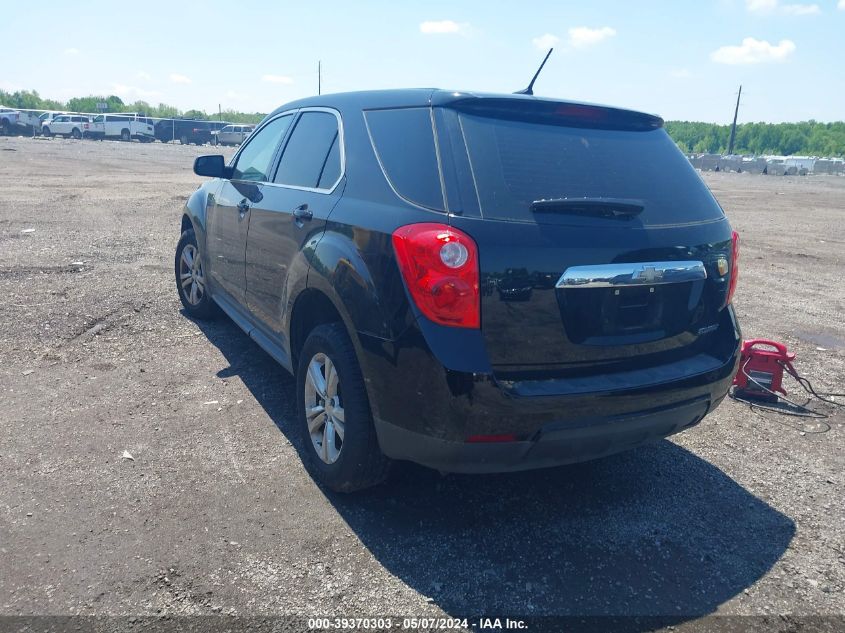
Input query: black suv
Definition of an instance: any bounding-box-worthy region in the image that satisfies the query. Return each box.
[156,119,225,145]
[175,89,741,491]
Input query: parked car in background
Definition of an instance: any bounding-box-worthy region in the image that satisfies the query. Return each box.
[0,107,23,135]
[0,107,43,135]
[41,114,92,139]
[155,119,225,145]
[39,111,67,131]
[175,89,741,492]
[0,107,46,135]
[87,113,155,141]
[213,124,254,145]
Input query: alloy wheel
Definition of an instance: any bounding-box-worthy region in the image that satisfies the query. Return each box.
[304,352,345,464]
[178,243,206,305]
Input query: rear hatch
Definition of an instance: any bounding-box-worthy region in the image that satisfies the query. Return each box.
[434,97,735,374]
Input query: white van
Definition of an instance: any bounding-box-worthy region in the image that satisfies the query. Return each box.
[88,113,155,141]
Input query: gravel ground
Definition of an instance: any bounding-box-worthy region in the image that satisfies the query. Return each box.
[0,136,843,629]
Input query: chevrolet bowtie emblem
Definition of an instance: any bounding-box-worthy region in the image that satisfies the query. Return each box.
[637,266,663,282]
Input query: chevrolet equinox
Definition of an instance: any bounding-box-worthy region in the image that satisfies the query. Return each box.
[175,89,741,491]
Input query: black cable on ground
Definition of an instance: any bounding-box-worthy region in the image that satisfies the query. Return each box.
[728,357,841,434]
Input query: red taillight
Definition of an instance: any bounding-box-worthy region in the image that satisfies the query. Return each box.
[392,223,480,328]
[726,230,740,306]
[467,434,517,443]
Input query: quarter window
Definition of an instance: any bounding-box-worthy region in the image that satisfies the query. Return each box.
[231,114,293,182]
[274,111,341,190]
[365,107,444,210]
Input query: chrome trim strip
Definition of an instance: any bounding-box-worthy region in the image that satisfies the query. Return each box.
[556,260,707,288]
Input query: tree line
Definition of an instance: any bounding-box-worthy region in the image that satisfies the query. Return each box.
[0,89,265,125]
[2,88,844,157]
[665,120,845,157]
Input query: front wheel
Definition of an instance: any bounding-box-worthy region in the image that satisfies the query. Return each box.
[174,228,218,319]
[121,128,130,141]
[296,323,390,492]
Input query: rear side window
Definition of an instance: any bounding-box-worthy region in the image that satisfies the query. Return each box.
[274,111,341,190]
[365,108,444,211]
[456,112,724,225]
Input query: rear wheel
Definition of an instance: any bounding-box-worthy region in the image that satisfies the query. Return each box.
[42,126,51,137]
[296,323,390,492]
[121,128,130,142]
[174,228,217,319]
[71,128,82,140]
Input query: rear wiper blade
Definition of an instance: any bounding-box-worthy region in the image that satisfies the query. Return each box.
[530,197,645,219]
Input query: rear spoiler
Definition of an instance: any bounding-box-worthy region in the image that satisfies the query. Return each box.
[434,94,663,132]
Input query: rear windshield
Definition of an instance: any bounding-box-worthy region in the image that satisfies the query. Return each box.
[455,112,724,226]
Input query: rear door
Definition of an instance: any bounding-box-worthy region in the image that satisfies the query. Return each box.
[433,102,734,372]
[244,108,344,334]
[206,115,293,304]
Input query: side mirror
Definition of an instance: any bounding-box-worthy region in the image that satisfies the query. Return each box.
[193,154,230,179]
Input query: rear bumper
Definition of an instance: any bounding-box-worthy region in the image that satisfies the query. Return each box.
[359,307,740,473]
[375,392,723,473]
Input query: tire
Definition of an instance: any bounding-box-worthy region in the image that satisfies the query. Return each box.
[296,323,391,492]
[0,119,8,136]
[71,128,82,140]
[121,128,130,142]
[42,126,51,137]
[180,134,189,145]
[174,228,218,319]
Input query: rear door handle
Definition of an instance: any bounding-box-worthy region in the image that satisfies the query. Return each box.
[293,205,313,221]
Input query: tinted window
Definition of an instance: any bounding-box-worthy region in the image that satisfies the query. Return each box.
[317,135,341,189]
[231,114,293,182]
[274,111,340,189]
[365,108,444,211]
[457,112,725,225]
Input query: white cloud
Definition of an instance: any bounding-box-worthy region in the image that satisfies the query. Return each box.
[710,37,796,64]
[746,0,778,10]
[137,71,151,81]
[781,3,820,14]
[261,74,294,84]
[169,73,192,84]
[532,33,560,50]
[567,26,616,48]
[838,0,844,9]
[745,0,820,14]
[63,48,79,55]
[225,90,249,100]
[669,68,692,78]
[419,20,466,35]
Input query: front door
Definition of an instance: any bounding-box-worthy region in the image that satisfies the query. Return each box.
[205,114,294,304]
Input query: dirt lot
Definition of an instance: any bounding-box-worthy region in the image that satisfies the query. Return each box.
[0,136,843,629]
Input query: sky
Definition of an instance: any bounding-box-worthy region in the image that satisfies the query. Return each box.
[1,0,844,123]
